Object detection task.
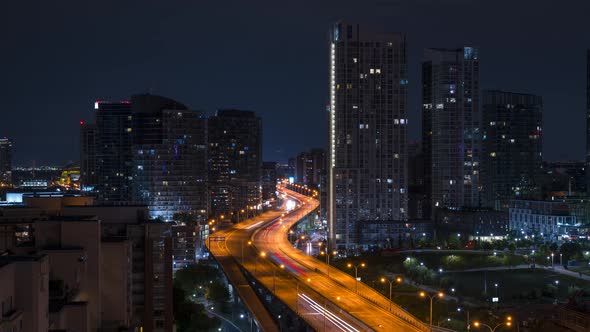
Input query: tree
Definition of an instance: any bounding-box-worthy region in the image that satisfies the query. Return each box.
[173,212,196,225]
[207,281,231,313]
[560,242,583,264]
[175,263,224,296]
[173,281,220,332]
[508,242,517,253]
[549,242,558,252]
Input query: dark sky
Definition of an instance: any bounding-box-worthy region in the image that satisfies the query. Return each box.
[1,0,589,166]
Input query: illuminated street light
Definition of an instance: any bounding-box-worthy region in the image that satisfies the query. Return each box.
[347,262,366,293]
[320,250,338,277]
[419,291,444,331]
[380,276,403,310]
[472,316,513,332]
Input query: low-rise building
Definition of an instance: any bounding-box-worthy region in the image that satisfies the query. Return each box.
[0,254,49,332]
[509,200,580,241]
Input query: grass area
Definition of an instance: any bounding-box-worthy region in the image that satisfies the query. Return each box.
[448,268,590,303]
[330,251,526,291]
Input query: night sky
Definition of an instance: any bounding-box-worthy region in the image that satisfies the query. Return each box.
[1,0,589,165]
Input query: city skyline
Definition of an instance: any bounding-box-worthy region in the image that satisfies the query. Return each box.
[2,4,590,330]
[2,1,590,165]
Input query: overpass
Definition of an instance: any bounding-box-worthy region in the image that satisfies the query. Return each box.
[208,186,453,332]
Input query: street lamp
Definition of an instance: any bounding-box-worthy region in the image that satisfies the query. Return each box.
[551,253,554,268]
[320,250,338,277]
[255,251,266,276]
[380,276,403,310]
[456,307,471,331]
[241,240,252,265]
[472,316,513,332]
[273,264,285,293]
[347,262,366,293]
[560,253,563,266]
[419,291,444,331]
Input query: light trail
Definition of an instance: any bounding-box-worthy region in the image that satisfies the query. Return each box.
[299,293,361,332]
[245,220,265,230]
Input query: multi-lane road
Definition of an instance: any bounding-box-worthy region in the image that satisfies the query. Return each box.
[208,186,443,332]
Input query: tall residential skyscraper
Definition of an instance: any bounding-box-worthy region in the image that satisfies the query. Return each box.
[482,90,543,210]
[328,22,408,250]
[0,137,12,185]
[132,94,209,222]
[95,101,134,203]
[295,148,326,186]
[208,110,262,219]
[80,123,98,189]
[587,50,590,197]
[422,47,481,213]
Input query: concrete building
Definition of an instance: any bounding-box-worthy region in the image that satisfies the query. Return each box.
[261,161,277,209]
[131,94,209,222]
[171,223,198,271]
[294,149,325,187]
[586,50,590,197]
[408,141,429,220]
[63,205,173,332]
[0,200,173,332]
[509,200,580,242]
[94,101,134,203]
[328,22,408,250]
[422,47,481,213]
[0,254,50,332]
[0,138,12,185]
[482,90,543,210]
[434,208,508,239]
[208,110,262,219]
[80,123,97,190]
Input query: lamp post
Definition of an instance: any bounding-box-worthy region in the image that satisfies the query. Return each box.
[551,253,554,268]
[419,291,444,331]
[347,262,366,293]
[456,307,471,331]
[380,276,403,310]
[273,264,285,293]
[472,316,513,332]
[255,251,266,276]
[320,250,337,277]
[560,253,563,267]
[241,240,252,265]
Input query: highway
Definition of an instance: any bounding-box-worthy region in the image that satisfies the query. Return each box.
[207,209,284,332]
[208,186,449,332]
[251,187,433,332]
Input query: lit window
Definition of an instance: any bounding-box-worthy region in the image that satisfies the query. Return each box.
[375,68,381,74]
[436,104,444,109]
[370,68,375,74]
